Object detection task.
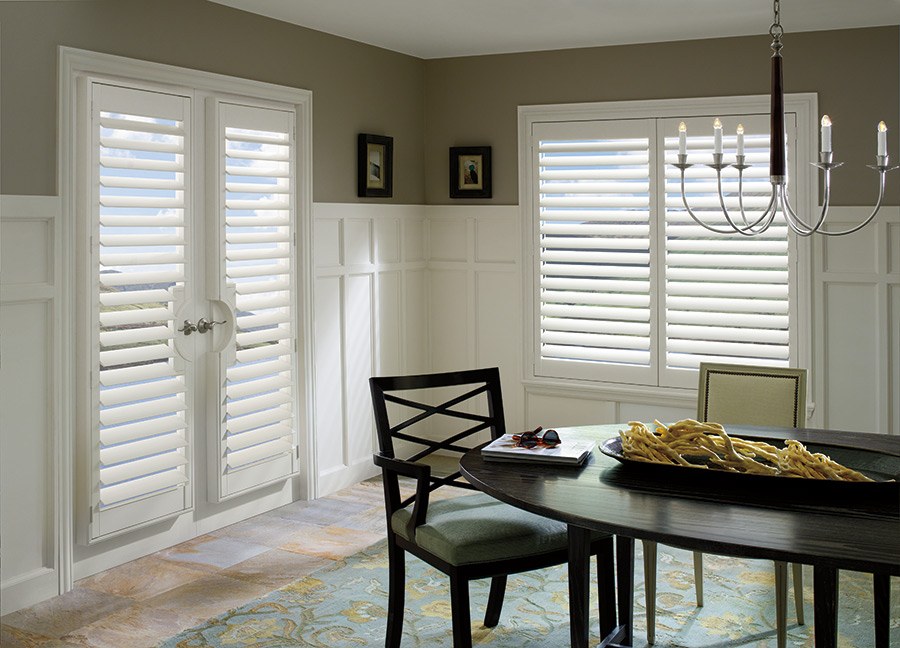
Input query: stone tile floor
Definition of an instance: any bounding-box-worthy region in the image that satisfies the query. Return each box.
[1,477,405,648]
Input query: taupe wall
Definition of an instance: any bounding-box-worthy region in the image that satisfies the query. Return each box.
[0,0,425,204]
[2,2,896,208]
[425,27,900,205]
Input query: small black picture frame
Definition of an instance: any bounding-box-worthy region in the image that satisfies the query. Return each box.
[450,146,492,199]
[357,133,393,198]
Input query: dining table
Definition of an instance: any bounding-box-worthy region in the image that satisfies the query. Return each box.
[458,423,900,648]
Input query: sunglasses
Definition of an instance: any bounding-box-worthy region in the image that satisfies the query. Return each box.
[512,426,561,449]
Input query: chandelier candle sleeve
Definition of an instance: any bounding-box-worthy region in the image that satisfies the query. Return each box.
[821,115,832,153]
[878,122,887,156]
[736,124,745,156]
[678,122,687,155]
[713,118,723,154]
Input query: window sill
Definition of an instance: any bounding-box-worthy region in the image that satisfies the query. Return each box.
[522,376,697,409]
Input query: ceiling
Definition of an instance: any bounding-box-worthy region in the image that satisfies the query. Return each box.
[207,0,900,59]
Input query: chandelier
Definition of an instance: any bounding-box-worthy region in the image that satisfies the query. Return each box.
[675,0,897,237]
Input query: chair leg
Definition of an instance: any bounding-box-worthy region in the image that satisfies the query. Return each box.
[641,539,657,645]
[775,560,788,648]
[449,573,473,648]
[692,550,704,607]
[792,562,804,625]
[385,543,406,648]
[483,575,506,628]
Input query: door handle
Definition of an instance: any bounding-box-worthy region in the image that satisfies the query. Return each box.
[197,317,227,334]
[177,319,197,336]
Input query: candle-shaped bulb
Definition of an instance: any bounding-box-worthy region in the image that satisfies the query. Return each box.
[820,115,832,153]
[877,121,887,156]
[713,118,723,154]
[678,121,687,155]
[736,123,745,157]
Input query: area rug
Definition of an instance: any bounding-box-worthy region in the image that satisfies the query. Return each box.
[159,541,897,647]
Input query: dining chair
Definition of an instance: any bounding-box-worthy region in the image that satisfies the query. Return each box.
[371,367,616,648]
[641,362,807,647]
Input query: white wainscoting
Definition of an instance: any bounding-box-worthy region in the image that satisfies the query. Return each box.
[813,206,900,434]
[313,203,428,496]
[0,196,66,614]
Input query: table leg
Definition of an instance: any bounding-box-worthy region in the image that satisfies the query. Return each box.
[874,572,889,648]
[813,565,838,648]
[568,524,591,648]
[616,536,635,646]
[597,535,617,639]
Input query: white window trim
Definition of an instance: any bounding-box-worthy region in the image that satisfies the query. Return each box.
[59,47,315,563]
[518,93,816,405]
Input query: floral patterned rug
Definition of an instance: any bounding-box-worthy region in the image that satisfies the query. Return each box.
[159,540,897,647]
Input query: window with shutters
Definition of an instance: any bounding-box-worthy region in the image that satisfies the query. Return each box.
[78,69,310,542]
[521,97,813,392]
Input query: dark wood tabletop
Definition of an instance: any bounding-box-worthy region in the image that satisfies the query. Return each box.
[459,423,900,647]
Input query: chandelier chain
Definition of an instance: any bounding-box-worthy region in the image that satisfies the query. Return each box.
[769,0,783,41]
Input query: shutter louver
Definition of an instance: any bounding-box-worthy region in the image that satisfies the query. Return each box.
[215,102,298,499]
[663,116,792,373]
[91,84,192,535]
[535,123,654,383]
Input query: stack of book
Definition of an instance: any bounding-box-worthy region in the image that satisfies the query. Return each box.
[481,434,595,465]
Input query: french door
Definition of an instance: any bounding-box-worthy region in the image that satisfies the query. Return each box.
[83,79,302,541]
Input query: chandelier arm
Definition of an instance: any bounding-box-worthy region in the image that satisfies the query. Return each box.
[678,168,756,235]
[736,169,779,232]
[715,169,774,236]
[780,175,830,236]
[812,171,889,237]
[778,184,818,237]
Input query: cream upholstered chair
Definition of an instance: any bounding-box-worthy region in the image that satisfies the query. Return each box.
[642,362,807,647]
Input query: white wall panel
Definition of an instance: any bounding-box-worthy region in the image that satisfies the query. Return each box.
[823,282,880,432]
[404,269,429,374]
[404,218,425,262]
[314,276,346,476]
[430,269,469,369]
[475,270,523,432]
[344,219,372,266]
[475,215,517,264]
[429,218,467,262]
[0,195,63,614]
[314,218,342,268]
[889,223,899,275]
[526,391,617,429]
[1,219,52,285]
[822,224,878,274]
[375,218,401,264]
[1,302,52,582]
[377,270,403,376]
[345,274,375,466]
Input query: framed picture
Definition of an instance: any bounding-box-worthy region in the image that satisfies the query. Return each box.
[450,146,492,199]
[358,133,393,198]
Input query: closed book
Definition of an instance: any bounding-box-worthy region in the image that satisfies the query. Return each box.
[482,434,595,465]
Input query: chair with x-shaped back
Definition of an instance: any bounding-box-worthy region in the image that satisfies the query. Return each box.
[370,367,616,648]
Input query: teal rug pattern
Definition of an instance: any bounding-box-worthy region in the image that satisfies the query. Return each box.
[159,541,898,647]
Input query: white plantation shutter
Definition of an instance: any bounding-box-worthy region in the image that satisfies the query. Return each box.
[661,114,795,386]
[528,107,798,389]
[533,120,656,384]
[90,83,192,539]
[212,101,299,500]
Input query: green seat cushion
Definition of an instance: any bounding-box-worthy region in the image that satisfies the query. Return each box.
[391,492,571,566]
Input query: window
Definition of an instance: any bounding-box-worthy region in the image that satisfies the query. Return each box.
[74,58,311,542]
[521,97,814,391]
